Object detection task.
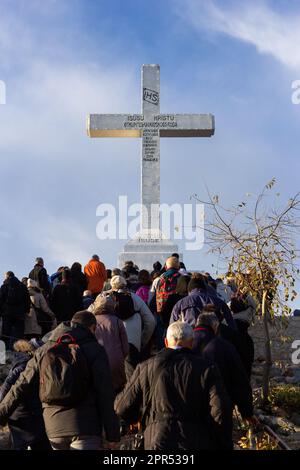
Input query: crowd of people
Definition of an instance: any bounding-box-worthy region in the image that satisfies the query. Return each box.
[0,253,258,450]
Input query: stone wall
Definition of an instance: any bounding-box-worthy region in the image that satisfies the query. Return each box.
[249,317,300,365]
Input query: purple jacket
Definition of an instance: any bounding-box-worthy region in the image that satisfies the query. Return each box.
[170,288,236,329]
[136,285,150,304]
[95,313,129,391]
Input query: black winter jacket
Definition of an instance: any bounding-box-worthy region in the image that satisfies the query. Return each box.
[29,264,50,296]
[193,326,253,418]
[219,323,254,379]
[70,267,88,296]
[0,323,120,442]
[115,347,232,450]
[0,277,30,319]
[50,281,83,322]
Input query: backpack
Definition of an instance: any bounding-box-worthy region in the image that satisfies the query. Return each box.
[110,291,135,320]
[156,272,180,313]
[39,334,90,406]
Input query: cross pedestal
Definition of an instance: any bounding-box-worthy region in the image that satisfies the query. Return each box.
[87,64,214,271]
[118,237,180,273]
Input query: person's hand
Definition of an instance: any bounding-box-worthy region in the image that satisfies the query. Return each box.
[52,318,57,329]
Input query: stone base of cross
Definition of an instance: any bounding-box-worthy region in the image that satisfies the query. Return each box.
[87,64,214,269]
[118,237,181,273]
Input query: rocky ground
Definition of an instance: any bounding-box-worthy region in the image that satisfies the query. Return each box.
[251,359,300,450]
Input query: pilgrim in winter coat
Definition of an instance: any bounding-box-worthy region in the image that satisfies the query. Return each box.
[70,263,88,296]
[93,296,129,392]
[0,339,51,450]
[193,314,253,419]
[25,279,56,337]
[170,283,235,329]
[0,273,31,348]
[89,275,156,380]
[84,256,107,295]
[0,321,120,444]
[50,269,83,323]
[115,347,233,450]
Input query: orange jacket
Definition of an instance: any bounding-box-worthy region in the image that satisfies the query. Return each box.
[84,259,107,294]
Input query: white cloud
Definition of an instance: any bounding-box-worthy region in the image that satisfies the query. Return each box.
[0,0,299,281]
[0,61,137,158]
[31,215,93,268]
[177,0,300,71]
[0,1,140,273]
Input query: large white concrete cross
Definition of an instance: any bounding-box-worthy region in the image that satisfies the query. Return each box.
[87,64,215,239]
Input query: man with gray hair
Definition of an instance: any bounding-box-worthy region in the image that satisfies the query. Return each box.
[115,321,232,450]
[166,321,194,347]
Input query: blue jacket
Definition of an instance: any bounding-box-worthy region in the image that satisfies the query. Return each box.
[170,288,236,329]
[0,354,32,403]
[83,295,94,310]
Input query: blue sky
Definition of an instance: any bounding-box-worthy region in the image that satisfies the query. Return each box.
[0,0,299,297]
